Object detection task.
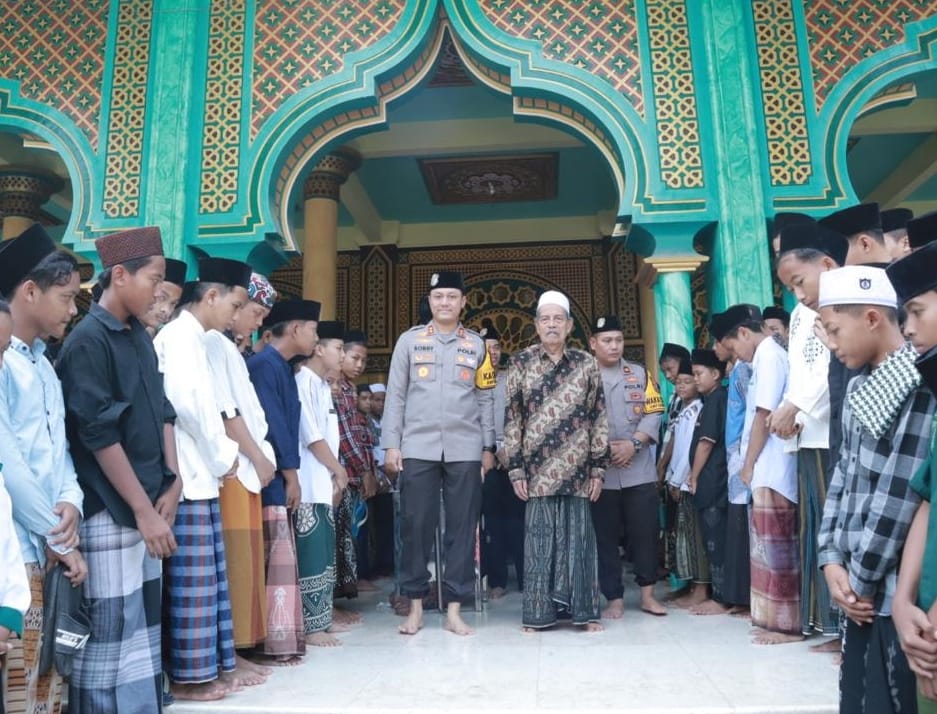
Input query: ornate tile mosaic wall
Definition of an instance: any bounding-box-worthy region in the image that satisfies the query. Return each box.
[200,0,247,214]
[102,0,152,219]
[251,0,406,138]
[645,0,703,190]
[0,0,109,150]
[804,0,932,112]
[752,0,812,186]
[480,0,644,116]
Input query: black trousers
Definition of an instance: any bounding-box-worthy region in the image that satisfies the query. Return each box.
[399,459,481,601]
[481,467,525,590]
[841,615,917,714]
[369,492,395,577]
[591,482,659,600]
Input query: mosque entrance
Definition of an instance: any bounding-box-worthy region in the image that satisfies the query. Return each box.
[267,25,650,378]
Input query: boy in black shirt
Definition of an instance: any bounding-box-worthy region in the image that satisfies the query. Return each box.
[57,227,181,713]
[687,348,729,615]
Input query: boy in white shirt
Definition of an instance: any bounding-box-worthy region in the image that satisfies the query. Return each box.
[154,257,251,702]
[295,321,349,647]
[722,304,800,645]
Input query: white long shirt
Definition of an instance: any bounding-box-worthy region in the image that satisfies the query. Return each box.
[296,365,339,506]
[204,330,276,494]
[154,310,239,501]
[783,302,831,451]
[0,472,29,636]
[743,337,798,503]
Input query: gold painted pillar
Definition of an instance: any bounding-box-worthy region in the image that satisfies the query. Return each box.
[0,169,63,240]
[301,147,361,319]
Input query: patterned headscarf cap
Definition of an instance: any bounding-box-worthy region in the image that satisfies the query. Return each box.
[248,272,277,308]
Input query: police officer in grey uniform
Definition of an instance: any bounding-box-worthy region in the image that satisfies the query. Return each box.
[383,270,496,636]
[589,315,667,618]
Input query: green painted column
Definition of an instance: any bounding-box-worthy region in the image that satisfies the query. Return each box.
[650,262,700,406]
[143,0,204,259]
[696,0,773,309]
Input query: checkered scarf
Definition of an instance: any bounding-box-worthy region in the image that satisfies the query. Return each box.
[848,342,921,439]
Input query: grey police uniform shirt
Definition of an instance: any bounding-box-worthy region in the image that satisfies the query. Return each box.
[382,322,496,462]
[600,360,662,489]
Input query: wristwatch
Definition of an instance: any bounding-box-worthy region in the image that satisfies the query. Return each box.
[630,438,644,452]
[482,445,497,453]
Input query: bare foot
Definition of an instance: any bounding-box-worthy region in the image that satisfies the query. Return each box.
[521,626,539,634]
[249,653,303,667]
[672,587,708,609]
[444,608,475,636]
[236,654,272,677]
[488,586,507,600]
[832,652,842,666]
[306,631,342,647]
[171,682,228,701]
[751,628,805,645]
[220,667,265,688]
[398,611,423,635]
[327,621,351,633]
[582,622,604,633]
[689,599,729,616]
[333,606,363,625]
[809,638,841,654]
[602,598,625,619]
[639,589,667,617]
[727,606,751,619]
[357,579,379,592]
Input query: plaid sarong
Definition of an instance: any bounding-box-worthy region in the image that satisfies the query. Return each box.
[5,563,62,714]
[68,511,161,714]
[261,506,305,657]
[750,487,802,636]
[164,499,236,683]
[294,503,335,634]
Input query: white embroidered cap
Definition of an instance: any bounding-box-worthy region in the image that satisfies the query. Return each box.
[369,383,386,393]
[818,265,897,309]
[537,290,570,315]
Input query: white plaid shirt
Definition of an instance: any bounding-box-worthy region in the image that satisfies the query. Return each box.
[818,369,936,615]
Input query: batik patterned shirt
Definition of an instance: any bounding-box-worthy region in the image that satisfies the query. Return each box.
[818,348,937,615]
[503,344,608,498]
[336,378,374,488]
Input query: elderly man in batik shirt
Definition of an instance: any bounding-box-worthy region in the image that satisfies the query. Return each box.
[504,290,609,633]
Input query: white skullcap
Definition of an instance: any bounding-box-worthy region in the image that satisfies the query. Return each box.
[369,383,386,393]
[818,265,897,309]
[537,290,570,314]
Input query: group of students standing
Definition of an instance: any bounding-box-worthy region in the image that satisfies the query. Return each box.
[657,204,937,713]
[0,223,393,713]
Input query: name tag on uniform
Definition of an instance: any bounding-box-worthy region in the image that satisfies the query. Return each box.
[629,391,643,401]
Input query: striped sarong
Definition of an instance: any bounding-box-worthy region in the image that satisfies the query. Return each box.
[750,487,802,635]
[164,499,236,683]
[219,479,267,648]
[522,495,600,628]
[675,497,710,584]
[294,503,335,634]
[334,488,358,598]
[68,511,161,714]
[260,506,305,657]
[5,563,62,714]
[797,448,837,636]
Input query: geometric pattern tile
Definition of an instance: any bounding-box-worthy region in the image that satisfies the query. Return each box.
[805,0,933,112]
[200,0,247,214]
[102,0,152,219]
[251,0,405,139]
[646,0,704,190]
[752,0,812,186]
[0,0,110,150]
[480,0,644,117]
